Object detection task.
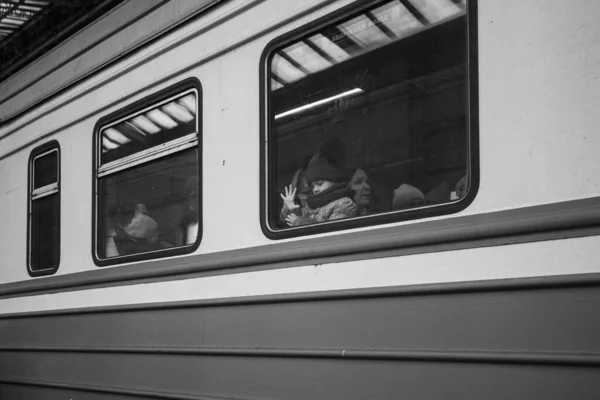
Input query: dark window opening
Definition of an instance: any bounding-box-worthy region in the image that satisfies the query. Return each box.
[28,144,60,274]
[30,194,60,270]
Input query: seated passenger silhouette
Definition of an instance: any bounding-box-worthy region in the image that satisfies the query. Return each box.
[392,184,425,210]
[106,201,161,256]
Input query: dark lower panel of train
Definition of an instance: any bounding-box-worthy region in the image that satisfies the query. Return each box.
[1,280,600,399]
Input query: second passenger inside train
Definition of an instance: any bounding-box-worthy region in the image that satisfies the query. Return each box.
[349,168,371,215]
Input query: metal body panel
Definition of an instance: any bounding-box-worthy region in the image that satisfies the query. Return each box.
[1,282,600,399]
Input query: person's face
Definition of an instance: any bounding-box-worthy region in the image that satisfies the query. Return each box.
[311,180,334,194]
[350,169,371,207]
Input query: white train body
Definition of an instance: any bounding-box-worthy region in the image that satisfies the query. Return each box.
[0,1,599,398]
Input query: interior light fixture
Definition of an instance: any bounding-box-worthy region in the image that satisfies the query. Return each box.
[274,88,364,120]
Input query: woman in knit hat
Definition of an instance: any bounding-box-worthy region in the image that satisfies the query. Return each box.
[280,138,357,227]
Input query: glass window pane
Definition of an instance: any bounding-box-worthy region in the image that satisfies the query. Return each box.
[33,150,58,189]
[30,193,60,271]
[267,0,469,230]
[97,147,199,258]
[100,92,197,165]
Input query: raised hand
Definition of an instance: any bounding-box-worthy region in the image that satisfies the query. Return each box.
[280,185,299,211]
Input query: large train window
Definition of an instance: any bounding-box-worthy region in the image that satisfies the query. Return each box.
[28,141,61,276]
[93,79,202,266]
[261,0,477,238]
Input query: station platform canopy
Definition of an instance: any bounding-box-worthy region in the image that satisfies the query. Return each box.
[0,0,124,83]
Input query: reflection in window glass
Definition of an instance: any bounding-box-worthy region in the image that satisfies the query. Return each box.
[267,0,470,230]
[29,146,60,273]
[100,92,197,165]
[96,88,200,261]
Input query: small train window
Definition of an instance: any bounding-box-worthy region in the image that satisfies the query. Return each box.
[93,79,201,265]
[28,142,61,276]
[262,0,476,238]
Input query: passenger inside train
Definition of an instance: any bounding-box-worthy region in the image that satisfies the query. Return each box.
[105,201,162,257]
[280,138,358,227]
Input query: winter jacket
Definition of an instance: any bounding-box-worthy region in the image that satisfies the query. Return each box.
[280,183,358,226]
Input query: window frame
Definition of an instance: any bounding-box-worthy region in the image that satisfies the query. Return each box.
[259,0,479,240]
[92,77,203,267]
[27,140,61,276]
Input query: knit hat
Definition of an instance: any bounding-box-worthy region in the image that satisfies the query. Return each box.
[305,137,346,184]
[392,184,425,210]
[305,153,344,184]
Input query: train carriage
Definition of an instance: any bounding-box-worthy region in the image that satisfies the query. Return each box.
[1,0,600,398]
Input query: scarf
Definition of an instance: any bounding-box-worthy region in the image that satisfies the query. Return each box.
[306,183,356,209]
